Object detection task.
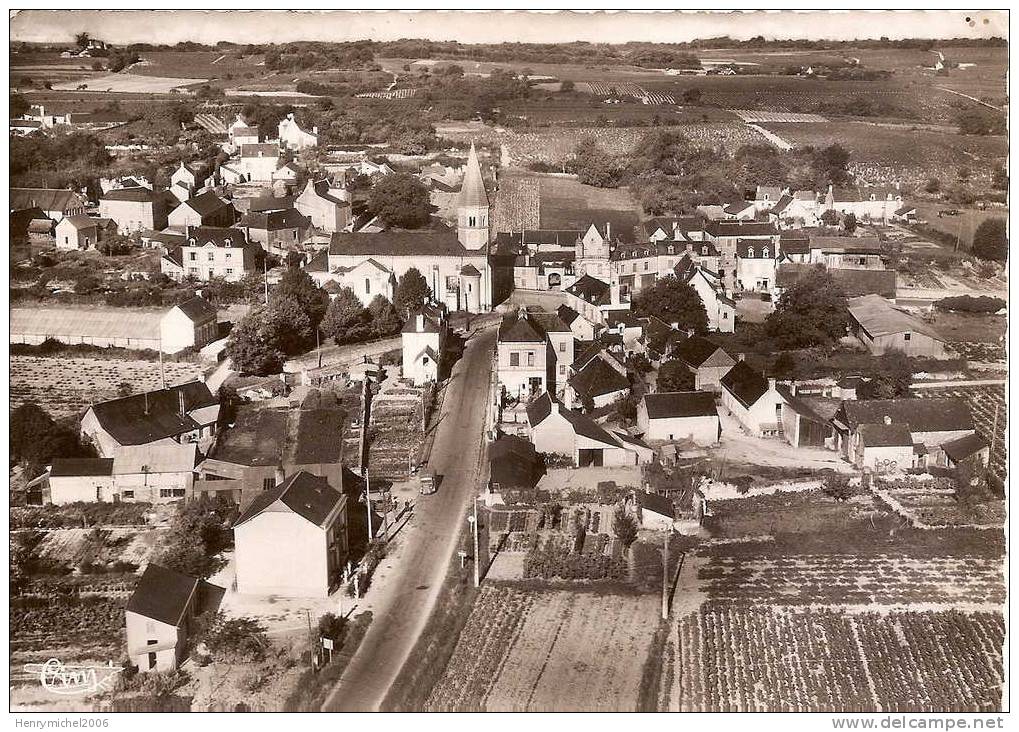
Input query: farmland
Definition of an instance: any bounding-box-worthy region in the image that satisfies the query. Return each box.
[10,356,204,419]
[910,204,1008,250]
[426,586,659,712]
[52,72,206,94]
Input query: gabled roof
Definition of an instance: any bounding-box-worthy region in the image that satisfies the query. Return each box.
[183,191,232,218]
[402,311,442,334]
[234,471,344,529]
[59,214,98,230]
[556,304,580,326]
[460,263,481,276]
[848,294,941,340]
[779,229,811,254]
[525,391,555,426]
[674,335,728,369]
[240,143,280,158]
[770,194,794,214]
[569,357,629,399]
[736,238,775,257]
[560,406,619,446]
[127,564,200,627]
[100,186,155,203]
[642,391,717,420]
[50,458,114,478]
[88,381,218,446]
[329,222,475,258]
[705,220,777,238]
[894,204,916,216]
[239,208,309,231]
[113,443,198,475]
[248,195,295,213]
[778,264,897,299]
[173,296,217,324]
[635,489,675,519]
[858,422,913,448]
[457,141,489,209]
[488,434,542,490]
[10,188,86,212]
[565,274,611,306]
[840,398,973,434]
[720,361,771,408]
[530,312,571,334]
[941,432,989,463]
[186,226,248,248]
[498,311,546,343]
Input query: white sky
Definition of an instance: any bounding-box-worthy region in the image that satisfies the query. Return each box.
[8,10,1009,46]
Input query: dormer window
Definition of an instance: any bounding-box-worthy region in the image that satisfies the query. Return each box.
[702,246,708,255]
[747,247,754,258]
[763,247,769,258]
[667,246,674,254]
[224,239,232,247]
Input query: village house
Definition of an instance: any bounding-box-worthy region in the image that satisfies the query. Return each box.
[671,335,736,392]
[54,214,100,250]
[178,226,257,282]
[703,220,780,293]
[823,185,904,223]
[228,114,261,147]
[80,381,220,458]
[47,458,114,504]
[167,191,236,230]
[556,304,599,341]
[161,296,219,354]
[126,564,214,673]
[643,216,707,245]
[239,143,282,182]
[10,187,87,222]
[47,443,198,504]
[628,489,676,530]
[320,258,396,307]
[10,207,55,245]
[233,471,347,598]
[637,391,721,445]
[678,264,736,332]
[497,308,574,402]
[568,350,629,409]
[99,186,171,233]
[402,308,447,386]
[170,161,209,202]
[719,360,786,438]
[295,179,352,233]
[831,397,980,470]
[239,208,310,253]
[639,316,685,362]
[525,392,650,466]
[848,294,946,357]
[774,383,842,449]
[278,113,319,151]
[488,434,545,495]
[892,204,918,224]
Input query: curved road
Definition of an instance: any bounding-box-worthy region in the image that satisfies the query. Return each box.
[322,327,495,711]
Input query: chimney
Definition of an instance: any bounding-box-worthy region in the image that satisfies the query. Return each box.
[738,353,746,362]
[178,389,186,417]
[605,221,611,240]
[883,415,892,425]
[417,313,424,332]
[275,464,285,487]
[768,378,776,391]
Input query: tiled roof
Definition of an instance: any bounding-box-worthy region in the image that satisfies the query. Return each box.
[675,335,727,369]
[721,361,771,408]
[174,296,217,324]
[635,488,675,519]
[239,208,309,231]
[848,295,941,340]
[525,391,555,426]
[858,422,913,448]
[565,274,611,306]
[187,226,249,248]
[569,357,629,399]
[240,143,280,158]
[642,391,717,420]
[556,304,580,325]
[183,191,232,218]
[10,188,86,212]
[100,187,155,203]
[88,381,217,446]
[498,311,546,343]
[60,214,98,230]
[50,458,113,477]
[705,221,777,238]
[126,564,200,627]
[941,432,989,462]
[234,471,344,528]
[329,223,475,258]
[841,398,973,434]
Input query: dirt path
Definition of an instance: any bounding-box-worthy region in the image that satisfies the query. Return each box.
[936,86,1006,112]
[711,409,850,472]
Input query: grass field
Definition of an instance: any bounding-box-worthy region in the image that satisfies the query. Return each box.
[426,586,659,711]
[911,204,1007,249]
[52,72,207,93]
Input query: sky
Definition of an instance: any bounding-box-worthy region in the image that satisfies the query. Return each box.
[8,9,1009,46]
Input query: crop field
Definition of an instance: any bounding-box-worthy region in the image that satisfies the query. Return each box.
[668,606,1004,712]
[913,383,1006,484]
[761,122,1007,186]
[879,486,1005,529]
[426,586,658,711]
[130,51,264,79]
[10,356,203,419]
[911,204,1008,250]
[52,72,207,93]
[731,109,827,123]
[367,388,425,478]
[35,527,167,568]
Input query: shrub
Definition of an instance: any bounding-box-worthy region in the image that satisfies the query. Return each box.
[611,507,638,548]
[822,473,855,501]
[934,295,1005,314]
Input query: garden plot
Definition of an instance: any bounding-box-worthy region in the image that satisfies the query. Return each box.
[426,586,658,711]
[667,606,1003,712]
[367,387,425,478]
[10,356,203,419]
[35,527,167,569]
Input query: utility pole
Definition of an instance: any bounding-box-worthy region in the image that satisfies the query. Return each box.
[263,258,269,306]
[316,328,322,369]
[158,336,166,390]
[661,531,670,620]
[471,497,481,588]
[363,468,373,542]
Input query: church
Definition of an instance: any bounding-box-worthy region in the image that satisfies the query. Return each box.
[325,142,493,313]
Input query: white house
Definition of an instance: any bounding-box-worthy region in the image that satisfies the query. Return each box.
[637,391,720,445]
[239,143,282,182]
[110,443,198,502]
[402,310,445,386]
[295,179,351,233]
[497,309,573,402]
[126,564,212,673]
[233,471,347,598]
[324,258,396,307]
[525,392,651,467]
[54,214,99,250]
[160,297,219,354]
[719,361,787,438]
[170,162,208,203]
[680,265,736,332]
[48,458,115,504]
[278,113,318,151]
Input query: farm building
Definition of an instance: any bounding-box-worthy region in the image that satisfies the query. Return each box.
[525,392,649,467]
[568,352,629,409]
[278,113,319,151]
[847,295,946,357]
[47,458,115,504]
[488,434,544,494]
[672,335,736,393]
[54,214,100,250]
[637,392,720,445]
[938,432,991,470]
[10,300,219,354]
[854,422,917,473]
[233,471,348,598]
[47,443,198,504]
[776,264,897,300]
[719,361,786,438]
[81,381,220,458]
[774,384,841,449]
[99,186,172,234]
[10,188,87,222]
[10,207,54,244]
[831,397,978,469]
[295,179,351,233]
[629,489,675,531]
[126,564,220,673]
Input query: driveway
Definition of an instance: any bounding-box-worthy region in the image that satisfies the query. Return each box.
[321,326,496,711]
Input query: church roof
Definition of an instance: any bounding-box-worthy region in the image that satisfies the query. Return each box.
[457,142,489,209]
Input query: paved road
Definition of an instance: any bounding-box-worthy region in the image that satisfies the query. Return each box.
[322,327,495,712]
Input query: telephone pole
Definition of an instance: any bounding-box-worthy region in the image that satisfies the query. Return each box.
[363,468,373,542]
[471,497,480,588]
[661,532,670,620]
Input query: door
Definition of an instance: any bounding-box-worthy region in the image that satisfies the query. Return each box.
[578,449,603,467]
[147,652,157,670]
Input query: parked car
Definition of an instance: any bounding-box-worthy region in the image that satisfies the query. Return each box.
[419,471,438,495]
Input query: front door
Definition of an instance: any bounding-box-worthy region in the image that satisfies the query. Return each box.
[147,652,157,670]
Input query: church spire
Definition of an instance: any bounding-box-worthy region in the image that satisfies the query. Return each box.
[458,141,489,209]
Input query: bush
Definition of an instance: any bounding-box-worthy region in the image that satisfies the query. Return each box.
[611,507,638,548]
[821,473,854,501]
[934,295,1005,313]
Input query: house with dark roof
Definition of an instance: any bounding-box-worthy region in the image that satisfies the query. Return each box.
[162,296,219,353]
[80,381,220,458]
[680,265,736,332]
[239,208,310,253]
[525,392,650,466]
[48,458,115,504]
[99,186,172,233]
[10,207,54,244]
[637,391,720,445]
[563,273,621,326]
[774,382,841,449]
[629,489,676,530]
[673,335,735,392]
[848,294,945,357]
[10,188,87,222]
[568,354,630,409]
[170,161,210,202]
[178,226,256,282]
[891,204,918,224]
[295,179,351,233]
[831,397,978,470]
[498,308,574,401]
[233,470,347,597]
[640,316,684,362]
[126,564,221,672]
[167,191,236,230]
[488,434,544,494]
[556,303,598,341]
[703,220,780,292]
[720,360,787,438]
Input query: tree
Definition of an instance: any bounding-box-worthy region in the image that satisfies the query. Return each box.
[394,267,431,316]
[75,32,91,50]
[274,267,329,330]
[269,294,314,355]
[771,351,797,379]
[992,167,1008,191]
[572,137,624,188]
[10,92,30,118]
[560,80,575,92]
[321,288,369,345]
[632,275,709,332]
[116,382,134,397]
[366,173,433,229]
[225,307,286,376]
[366,295,402,338]
[813,143,851,185]
[970,219,1007,262]
[857,350,913,400]
[924,177,942,194]
[820,209,839,226]
[821,473,854,501]
[681,87,703,105]
[201,613,270,663]
[611,507,638,548]
[10,403,94,477]
[156,498,233,579]
[764,268,849,349]
[317,612,347,642]
[843,212,858,234]
[957,109,1005,136]
[656,359,695,392]
[625,352,653,376]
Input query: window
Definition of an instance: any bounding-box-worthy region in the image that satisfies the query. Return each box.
[207,252,215,261]
[226,268,234,275]
[159,488,186,498]
[667,246,674,254]
[558,340,566,352]
[559,365,566,375]
[527,352,535,367]
[510,353,519,366]
[904,333,911,341]
[189,252,197,261]
[468,216,476,227]
[225,252,232,260]
[723,311,729,319]
[364,278,371,294]
[122,490,134,499]
[702,247,708,255]
[747,247,754,258]
[189,267,198,274]
[644,261,649,271]
[763,247,769,258]
[263,477,277,491]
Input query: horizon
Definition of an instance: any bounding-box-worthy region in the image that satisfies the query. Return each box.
[9,10,1008,46]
